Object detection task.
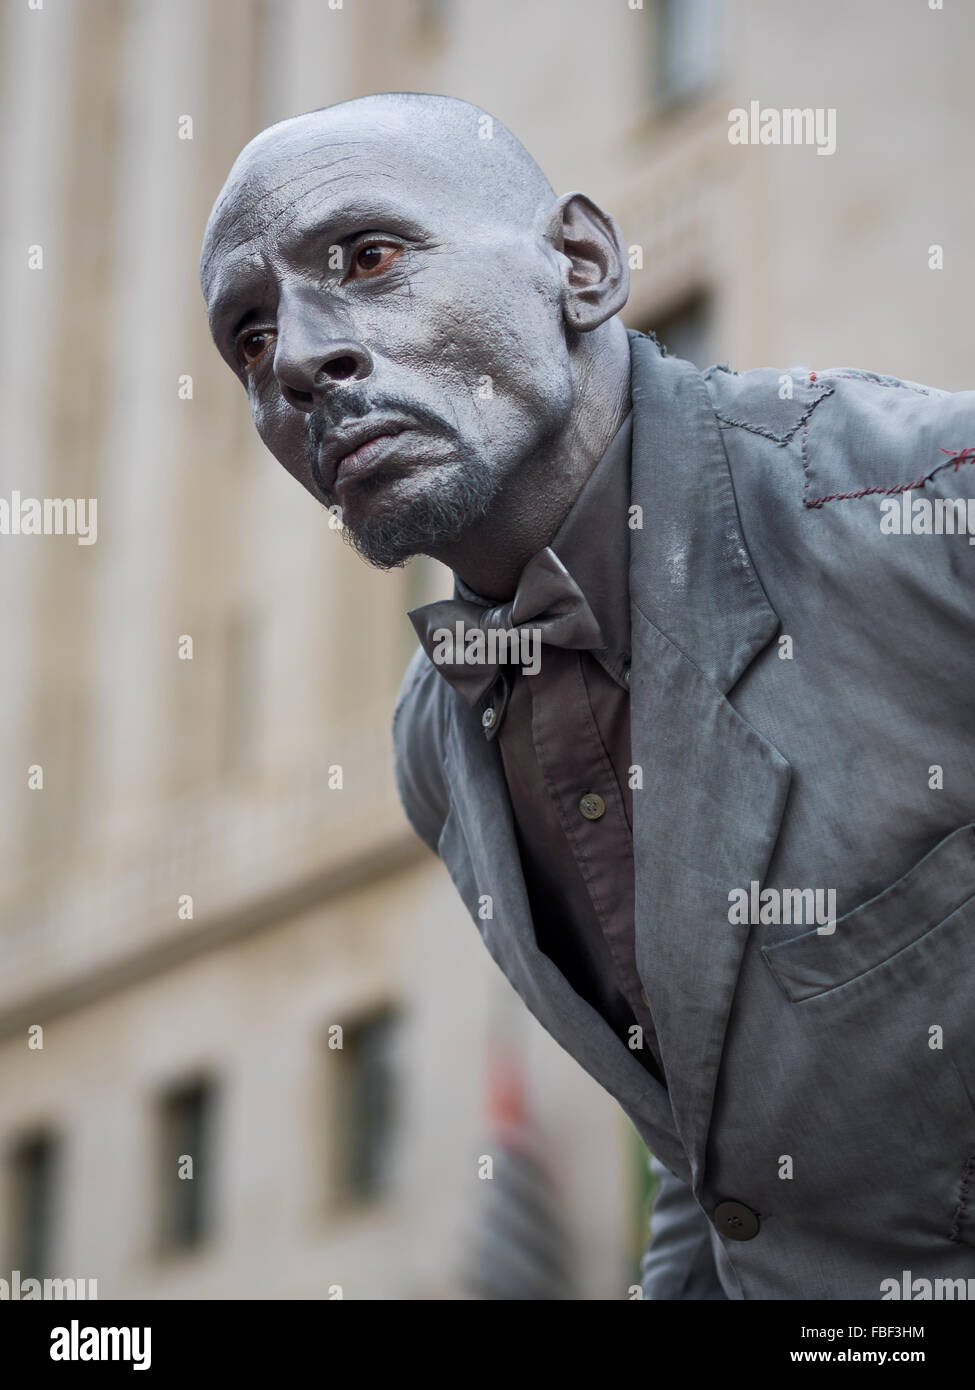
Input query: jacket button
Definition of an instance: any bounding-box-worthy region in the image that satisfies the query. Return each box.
[579,792,606,820]
[623,667,631,688]
[481,707,497,731]
[713,1200,760,1240]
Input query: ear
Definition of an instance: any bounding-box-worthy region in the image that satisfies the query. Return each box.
[542,191,630,332]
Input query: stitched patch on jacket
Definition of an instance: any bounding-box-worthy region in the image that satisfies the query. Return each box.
[707,364,974,512]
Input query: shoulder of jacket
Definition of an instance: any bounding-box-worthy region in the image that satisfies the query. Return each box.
[393,641,438,717]
[390,644,453,856]
[701,361,975,508]
[392,644,447,753]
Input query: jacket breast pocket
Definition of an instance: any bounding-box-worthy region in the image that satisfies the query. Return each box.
[761,822,975,1003]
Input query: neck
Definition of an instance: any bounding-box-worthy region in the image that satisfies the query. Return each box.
[432,320,632,599]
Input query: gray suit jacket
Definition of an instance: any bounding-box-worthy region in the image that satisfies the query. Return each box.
[392,329,975,1299]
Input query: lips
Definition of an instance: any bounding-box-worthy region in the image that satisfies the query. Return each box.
[335,431,410,486]
[318,418,413,492]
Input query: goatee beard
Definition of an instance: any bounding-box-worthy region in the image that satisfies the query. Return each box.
[339,462,501,571]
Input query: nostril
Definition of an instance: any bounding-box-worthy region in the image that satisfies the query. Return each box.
[321,355,359,382]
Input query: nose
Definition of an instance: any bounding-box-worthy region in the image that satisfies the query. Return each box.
[274,317,373,412]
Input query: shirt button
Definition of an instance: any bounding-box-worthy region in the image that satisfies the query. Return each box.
[623,667,631,688]
[578,792,606,820]
[712,1200,761,1241]
[481,707,497,731]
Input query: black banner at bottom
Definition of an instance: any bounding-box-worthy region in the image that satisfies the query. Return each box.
[1,1297,969,1377]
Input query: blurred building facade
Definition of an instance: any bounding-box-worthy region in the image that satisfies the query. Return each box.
[0,0,971,1299]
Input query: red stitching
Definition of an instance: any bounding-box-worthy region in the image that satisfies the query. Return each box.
[804,448,975,510]
[801,419,811,501]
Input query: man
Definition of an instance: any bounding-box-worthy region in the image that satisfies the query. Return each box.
[201,92,975,1300]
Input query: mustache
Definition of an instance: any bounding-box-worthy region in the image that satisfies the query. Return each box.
[307,394,459,458]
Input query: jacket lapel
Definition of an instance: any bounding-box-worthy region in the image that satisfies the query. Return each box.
[438,695,688,1179]
[627,331,792,1187]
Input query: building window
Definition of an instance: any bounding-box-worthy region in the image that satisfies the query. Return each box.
[329,1006,402,1205]
[8,1130,59,1277]
[645,291,716,369]
[655,0,722,109]
[157,1077,217,1252]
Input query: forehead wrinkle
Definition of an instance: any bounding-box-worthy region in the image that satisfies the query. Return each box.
[202,154,363,280]
[211,167,418,294]
[206,136,360,227]
[205,125,409,251]
[228,148,362,222]
[271,168,412,245]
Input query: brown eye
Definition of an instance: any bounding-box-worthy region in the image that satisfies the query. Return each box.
[236,329,274,369]
[347,243,401,279]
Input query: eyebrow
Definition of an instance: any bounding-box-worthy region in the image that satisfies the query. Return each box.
[208,269,276,345]
[205,254,268,343]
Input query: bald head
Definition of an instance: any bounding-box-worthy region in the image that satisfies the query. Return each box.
[202,93,556,292]
[200,91,631,589]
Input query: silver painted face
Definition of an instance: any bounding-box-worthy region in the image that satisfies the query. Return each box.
[201,104,577,570]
